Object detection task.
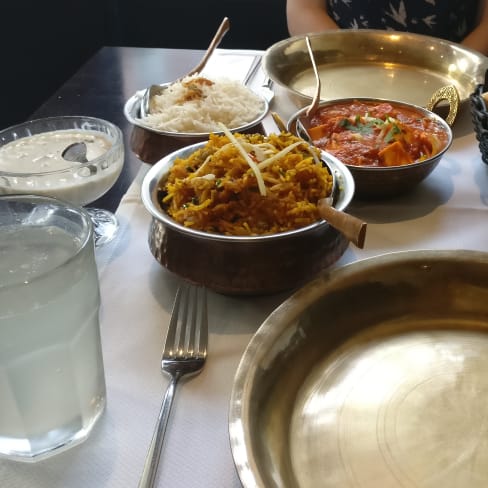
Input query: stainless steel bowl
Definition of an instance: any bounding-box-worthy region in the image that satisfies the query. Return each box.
[230,249,488,487]
[124,86,269,164]
[288,98,453,199]
[262,29,488,108]
[141,141,355,295]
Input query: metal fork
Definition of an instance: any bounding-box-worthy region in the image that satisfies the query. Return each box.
[138,283,208,488]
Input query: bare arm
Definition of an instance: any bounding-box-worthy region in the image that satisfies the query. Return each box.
[286,0,340,36]
[461,0,488,55]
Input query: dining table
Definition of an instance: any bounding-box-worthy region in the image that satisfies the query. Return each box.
[1,45,488,488]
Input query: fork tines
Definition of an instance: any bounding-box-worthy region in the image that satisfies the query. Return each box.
[164,284,208,360]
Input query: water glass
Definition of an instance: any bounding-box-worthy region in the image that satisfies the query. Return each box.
[0,194,106,462]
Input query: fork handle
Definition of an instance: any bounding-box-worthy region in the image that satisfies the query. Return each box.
[138,375,181,488]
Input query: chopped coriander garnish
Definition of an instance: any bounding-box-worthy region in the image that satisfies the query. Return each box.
[339,114,399,139]
[384,124,401,143]
[339,117,374,135]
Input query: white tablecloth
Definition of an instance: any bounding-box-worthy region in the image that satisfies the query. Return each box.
[2,52,488,487]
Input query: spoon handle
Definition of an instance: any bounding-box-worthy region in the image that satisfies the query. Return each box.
[318,199,367,249]
[271,111,287,132]
[305,36,321,118]
[186,17,230,77]
[270,110,366,248]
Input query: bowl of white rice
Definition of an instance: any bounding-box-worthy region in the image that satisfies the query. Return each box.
[124,75,269,164]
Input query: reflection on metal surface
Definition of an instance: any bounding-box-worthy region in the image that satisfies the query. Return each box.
[291,325,488,487]
[229,250,488,487]
[291,64,453,105]
[262,30,488,108]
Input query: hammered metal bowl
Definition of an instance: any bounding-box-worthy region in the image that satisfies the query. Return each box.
[288,97,453,199]
[140,141,355,295]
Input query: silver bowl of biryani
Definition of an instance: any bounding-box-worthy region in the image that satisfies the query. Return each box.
[141,132,355,295]
[288,96,453,199]
[124,75,269,164]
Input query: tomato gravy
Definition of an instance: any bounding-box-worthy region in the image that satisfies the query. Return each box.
[307,101,450,167]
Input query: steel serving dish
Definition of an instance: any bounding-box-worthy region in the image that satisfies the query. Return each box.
[288,97,453,199]
[124,87,269,164]
[262,29,488,109]
[141,141,355,295]
[229,249,488,487]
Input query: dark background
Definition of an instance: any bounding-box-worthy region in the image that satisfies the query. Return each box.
[1,0,288,130]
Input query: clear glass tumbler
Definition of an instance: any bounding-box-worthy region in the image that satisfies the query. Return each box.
[0,194,106,462]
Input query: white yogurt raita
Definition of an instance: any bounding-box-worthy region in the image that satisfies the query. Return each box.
[0,130,124,205]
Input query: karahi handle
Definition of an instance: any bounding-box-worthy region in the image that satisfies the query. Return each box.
[318,200,367,249]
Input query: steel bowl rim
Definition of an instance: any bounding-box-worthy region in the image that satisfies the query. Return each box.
[141,140,355,243]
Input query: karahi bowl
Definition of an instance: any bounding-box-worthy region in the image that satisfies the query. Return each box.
[141,140,355,295]
[288,98,453,199]
[124,83,269,165]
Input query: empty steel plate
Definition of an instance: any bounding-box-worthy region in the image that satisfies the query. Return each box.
[229,249,488,487]
[262,30,488,108]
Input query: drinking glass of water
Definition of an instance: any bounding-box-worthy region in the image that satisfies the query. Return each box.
[0,194,106,462]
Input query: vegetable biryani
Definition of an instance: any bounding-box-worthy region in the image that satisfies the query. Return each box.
[158,130,333,236]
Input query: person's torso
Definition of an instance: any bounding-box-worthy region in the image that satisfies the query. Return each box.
[325,0,479,42]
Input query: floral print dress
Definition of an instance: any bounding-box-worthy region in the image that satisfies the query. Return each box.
[325,0,480,42]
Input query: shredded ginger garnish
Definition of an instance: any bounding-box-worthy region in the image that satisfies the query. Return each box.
[218,123,267,196]
[216,124,324,197]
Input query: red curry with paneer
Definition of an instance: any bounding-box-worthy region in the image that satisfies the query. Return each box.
[308,101,450,167]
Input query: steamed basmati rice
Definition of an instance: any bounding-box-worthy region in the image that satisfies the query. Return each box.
[139,75,265,133]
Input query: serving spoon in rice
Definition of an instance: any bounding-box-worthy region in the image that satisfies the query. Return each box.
[140,17,230,118]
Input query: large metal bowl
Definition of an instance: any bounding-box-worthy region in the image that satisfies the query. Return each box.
[288,97,453,199]
[124,86,269,164]
[229,249,488,487]
[141,141,355,295]
[262,29,488,108]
